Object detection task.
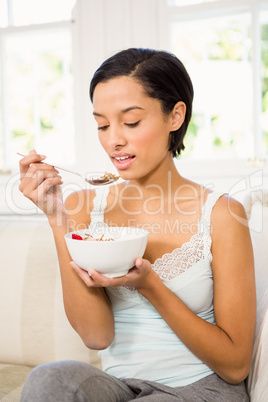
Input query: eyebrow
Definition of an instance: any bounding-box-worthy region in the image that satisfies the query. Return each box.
[93,106,144,117]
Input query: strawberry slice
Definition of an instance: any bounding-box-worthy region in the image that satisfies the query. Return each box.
[72,233,83,240]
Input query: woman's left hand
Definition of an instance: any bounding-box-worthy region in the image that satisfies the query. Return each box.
[70,257,159,291]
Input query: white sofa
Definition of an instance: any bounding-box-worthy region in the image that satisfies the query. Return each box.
[0,217,101,401]
[0,192,267,401]
[245,191,268,401]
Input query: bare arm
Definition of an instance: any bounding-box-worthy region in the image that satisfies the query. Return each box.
[137,196,256,384]
[81,195,256,383]
[19,151,114,349]
[61,191,115,349]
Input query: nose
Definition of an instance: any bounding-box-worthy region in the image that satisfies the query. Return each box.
[107,125,127,150]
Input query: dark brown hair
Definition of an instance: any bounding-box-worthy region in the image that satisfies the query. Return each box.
[89,48,194,157]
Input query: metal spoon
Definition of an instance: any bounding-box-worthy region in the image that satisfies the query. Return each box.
[17,153,120,185]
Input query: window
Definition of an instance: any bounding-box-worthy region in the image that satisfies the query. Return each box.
[168,0,268,161]
[0,0,75,27]
[262,10,268,154]
[10,0,75,26]
[0,0,75,170]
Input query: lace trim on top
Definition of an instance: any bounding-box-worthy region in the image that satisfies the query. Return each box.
[150,192,224,281]
[152,232,207,281]
[90,189,224,288]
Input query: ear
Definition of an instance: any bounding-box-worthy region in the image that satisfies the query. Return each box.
[169,101,186,131]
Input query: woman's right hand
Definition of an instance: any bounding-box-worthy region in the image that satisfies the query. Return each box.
[19,149,64,218]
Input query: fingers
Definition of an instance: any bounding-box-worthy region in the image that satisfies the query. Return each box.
[21,168,60,192]
[70,262,125,288]
[25,177,63,206]
[18,150,62,199]
[19,165,62,200]
[135,257,143,268]
[18,150,64,216]
[71,258,154,289]
[70,262,112,287]
[19,150,47,179]
[70,262,96,286]
[86,268,127,287]
[134,257,151,271]
[37,174,63,195]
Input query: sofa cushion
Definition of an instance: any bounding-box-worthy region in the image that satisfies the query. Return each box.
[247,291,268,402]
[250,201,268,310]
[0,363,32,401]
[0,218,101,368]
[245,191,268,401]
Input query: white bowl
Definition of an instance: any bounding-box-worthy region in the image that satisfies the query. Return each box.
[65,227,149,278]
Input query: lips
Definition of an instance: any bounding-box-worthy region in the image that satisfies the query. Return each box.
[112,154,135,170]
[114,155,133,161]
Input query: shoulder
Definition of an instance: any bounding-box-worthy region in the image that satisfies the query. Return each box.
[210,193,252,258]
[65,188,96,210]
[175,179,212,212]
[211,193,248,230]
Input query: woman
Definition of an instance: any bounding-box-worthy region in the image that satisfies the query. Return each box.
[19,48,255,401]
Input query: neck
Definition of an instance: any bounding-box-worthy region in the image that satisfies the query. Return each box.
[126,156,184,198]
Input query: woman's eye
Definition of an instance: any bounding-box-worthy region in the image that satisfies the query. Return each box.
[98,125,109,131]
[125,121,140,128]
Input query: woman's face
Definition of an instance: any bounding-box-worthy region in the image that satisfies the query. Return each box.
[92,76,175,181]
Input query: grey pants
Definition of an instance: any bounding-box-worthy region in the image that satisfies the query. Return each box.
[20,360,249,402]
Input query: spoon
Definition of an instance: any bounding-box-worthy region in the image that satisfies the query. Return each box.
[17,153,120,185]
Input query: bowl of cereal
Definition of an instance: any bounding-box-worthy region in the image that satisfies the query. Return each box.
[65,226,149,278]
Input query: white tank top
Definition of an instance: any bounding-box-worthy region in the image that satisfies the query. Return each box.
[91,187,224,387]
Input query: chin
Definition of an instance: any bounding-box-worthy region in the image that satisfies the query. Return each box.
[120,171,149,182]
[117,171,134,180]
